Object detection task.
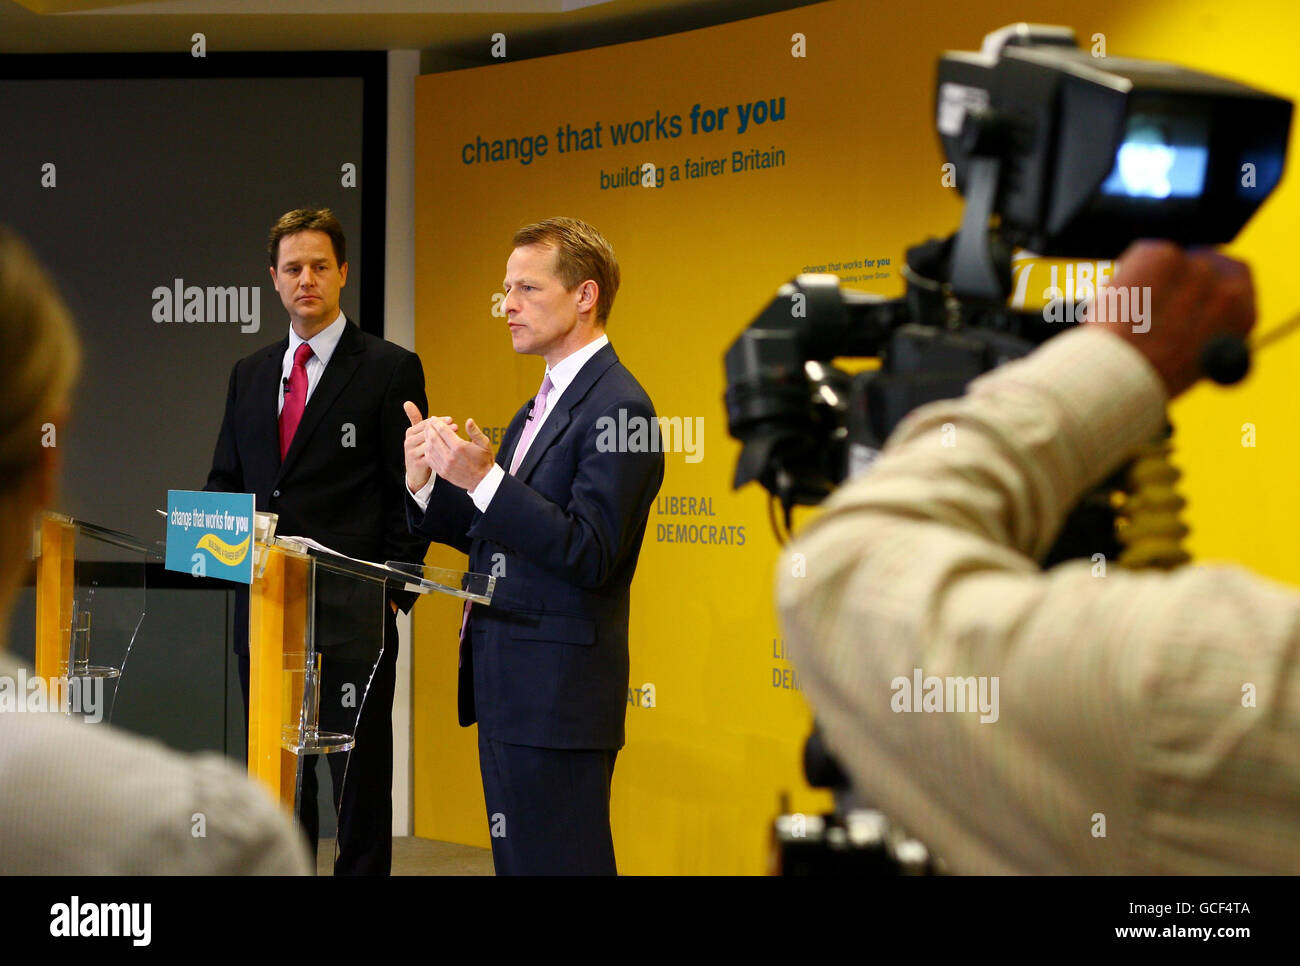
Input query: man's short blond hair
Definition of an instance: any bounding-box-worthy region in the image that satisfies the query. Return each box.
[513,217,620,324]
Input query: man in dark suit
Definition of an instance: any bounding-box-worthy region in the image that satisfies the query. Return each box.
[403,217,663,875]
[206,208,429,875]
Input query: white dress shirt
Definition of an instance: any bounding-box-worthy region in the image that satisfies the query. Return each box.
[411,334,610,512]
[278,312,347,414]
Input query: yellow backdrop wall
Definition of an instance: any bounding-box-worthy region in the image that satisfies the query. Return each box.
[412,0,1300,874]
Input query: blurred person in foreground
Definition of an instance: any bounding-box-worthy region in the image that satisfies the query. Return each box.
[778,240,1300,873]
[0,225,309,874]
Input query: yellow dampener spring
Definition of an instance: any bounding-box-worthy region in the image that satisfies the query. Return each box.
[1112,435,1191,571]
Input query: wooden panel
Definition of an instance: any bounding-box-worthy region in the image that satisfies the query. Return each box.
[34,514,74,682]
[248,546,308,812]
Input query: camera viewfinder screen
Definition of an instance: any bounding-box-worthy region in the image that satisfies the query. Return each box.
[1099,112,1209,199]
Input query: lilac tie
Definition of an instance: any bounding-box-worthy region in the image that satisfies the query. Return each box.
[509,373,554,476]
[460,373,555,654]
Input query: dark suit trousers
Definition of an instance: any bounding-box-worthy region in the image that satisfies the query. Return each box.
[476,728,618,875]
[239,607,398,876]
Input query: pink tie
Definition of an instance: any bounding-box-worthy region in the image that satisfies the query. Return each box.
[278,342,313,460]
[460,373,554,655]
[509,374,554,475]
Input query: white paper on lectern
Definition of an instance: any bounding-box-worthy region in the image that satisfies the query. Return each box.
[277,534,357,561]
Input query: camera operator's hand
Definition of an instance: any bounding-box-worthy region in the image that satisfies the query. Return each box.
[1086,240,1255,399]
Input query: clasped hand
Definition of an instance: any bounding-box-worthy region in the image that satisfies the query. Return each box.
[403,401,495,493]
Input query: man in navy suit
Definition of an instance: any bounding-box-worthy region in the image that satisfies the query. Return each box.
[403,217,663,875]
[206,208,428,875]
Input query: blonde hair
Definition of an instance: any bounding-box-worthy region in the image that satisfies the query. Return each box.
[512,217,620,324]
[0,227,80,611]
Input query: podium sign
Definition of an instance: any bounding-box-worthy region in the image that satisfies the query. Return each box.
[164,489,255,584]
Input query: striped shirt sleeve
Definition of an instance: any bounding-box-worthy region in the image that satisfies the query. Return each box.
[777,324,1300,873]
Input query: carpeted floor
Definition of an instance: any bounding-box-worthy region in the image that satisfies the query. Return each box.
[314,837,494,876]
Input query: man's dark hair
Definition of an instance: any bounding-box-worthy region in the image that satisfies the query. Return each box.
[268,208,347,268]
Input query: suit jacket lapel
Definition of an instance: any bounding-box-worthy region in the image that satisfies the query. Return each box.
[255,338,289,473]
[276,320,365,482]
[499,399,532,474]
[512,343,618,483]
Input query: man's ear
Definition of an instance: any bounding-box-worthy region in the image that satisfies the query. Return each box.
[339,261,349,288]
[269,265,278,287]
[578,279,598,314]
